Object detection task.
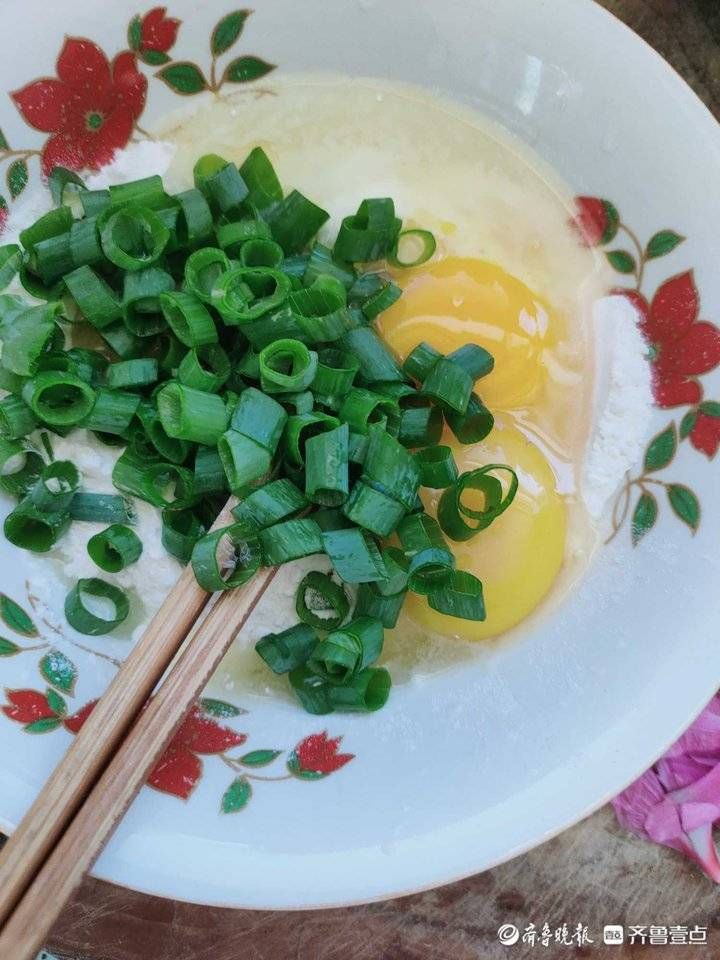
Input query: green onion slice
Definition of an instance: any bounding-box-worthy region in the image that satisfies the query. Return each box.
[259,339,318,394]
[30,460,79,512]
[184,247,230,304]
[258,517,324,565]
[256,623,318,675]
[397,513,455,594]
[4,499,70,553]
[444,393,494,444]
[305,423,349,507]
[178,343,230,393]
[99,206,169,271]
[161,506,204,565]
[420,358,472,414]
[156,382,228,446]
[159,291,217,347]
[64,578,130,635]
[217,430,272,494]
[190,524,262,592]
[229,385,287,454]
[398,405,444,448]
[23,371,96,427]
[389,229,437,267]
[427,570,486,621]
[354,582,406,628]
[327,666,391,712]
[322,527,387,583]
[212,266,291,325]
[437,464,519,541]
[334,198,401,263]
[295,571,349,631]
[70,492,136,524]
[402,341,442,383]
[340,327,405,383]
[288,665,334,715]
[231,477,307,533]
[414,445,459,489]
[343,480,406,537]
[87,524,143,572]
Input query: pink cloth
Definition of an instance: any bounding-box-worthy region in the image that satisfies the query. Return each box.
[612,695,720,881]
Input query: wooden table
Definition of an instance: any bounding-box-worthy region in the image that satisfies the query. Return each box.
[45,3,720,958]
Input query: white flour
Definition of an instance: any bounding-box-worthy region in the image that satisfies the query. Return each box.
[583,295,654,518]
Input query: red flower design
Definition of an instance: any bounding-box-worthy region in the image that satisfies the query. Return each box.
[140,7,180,54]
[572,196,619,247]
[291,732,354,777]
[0,201,8,234]
[63,699,98,734]
[2,689,55,724]
[690,411,720,458]
[148,705,246,800]
[621,272,720,408]
[11,37,147,175]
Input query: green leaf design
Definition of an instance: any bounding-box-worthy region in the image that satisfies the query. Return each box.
[0,594,38,637]
[0,638,20,656]
[39,649,77,694]
[644,424,676,473]
[127,14,142,51]
[211,10,250,56]
[156,62,208,95]
[0,195,7,219]
[45,688,67,716]
[631,492,658,546]
[25,717,62,734]
[239,749,281,767]
[699,400,720,418]
[600,200,620,244]
[680,410,698,440]
[199,697,246,718]
[140,49,171,66]
[606,250,636,274]
[0,129,8,150]
[667,484,700,533]
[286,750,324,780]
[645,230,685,260]
[7,160,28,200]
[222,56,275,85]
[221,776,252,813]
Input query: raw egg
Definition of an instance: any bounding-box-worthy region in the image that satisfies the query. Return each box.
[378,257,558,409]
[405,418,567,641]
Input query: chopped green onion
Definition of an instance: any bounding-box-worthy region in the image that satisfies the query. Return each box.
[64,578,129,635]
[258,517,324,565]
[288,665,333,714]
[161,506,204,564]
[264,189,329,254]
[80,189,110,217]
[240,237,284,268]
[343,480,405,536]
[256,623,318,675]
[240,146,283,211]
[259,338,318,394]
[437,464,518,541]
[112,450,193,507]
[4,499,70,552]
[192,445,227,495]
[184,247,230,304]
[216,218,271,256]
[398,405,444,448]
[322,527,387,583]
[87,524,143,572]
[175,187,214,246]
[327,667,391,712]
[289,276,353,342]
[340,327,405,382]
[295,571,349,631]
[23,371,96,427]
[414,445,458,488]
[362,424,420,509]
[19,206,73,259]
[0,395,38,440]
[212,266,291,325]
[1,302,60,376]
[30,460,79,512]
[48,166,86,208]
[100,321,144,361]
[196,162,248,216]
[428,570,486,621]
[283,411,340,468]
[390,229,436,267]
[122,266,175,335]
[178,343,230,393]
[66,348,109,386]
[376,546,410,596]
[135,399,191,463]
[311,348,360,405]
[397,513,455,594]
[448,344,494,381]
[0,244,22,290]
[403,342,442,383]
[303,243,355,290]
[0,439,43,497]
[230,386,287,454]
[308,615,383,684]
[231,477,307,532]
[420,358,472,414]
[156,381,228,445]
[109,175,168,210]
[361,280,401,320]
[334,198,401,262]
[69,217,104,269]
[280,390,313,415]
[305,422,349,506]
[69,492,136,524]
[99,206,169,271]
[354,582,406,628]
[33,233,74,284]
[159,291,217,347]
[217,429,272,494]
[444,393,494,444]
[339,388,400,435]
[107,358,158,390]
[190,524,262,591]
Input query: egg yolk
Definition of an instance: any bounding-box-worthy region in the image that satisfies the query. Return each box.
[375,255,570,642]
[405,419,566,641]
[378,257,558,409]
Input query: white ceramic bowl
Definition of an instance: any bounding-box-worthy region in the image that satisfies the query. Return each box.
[0,0,719,908]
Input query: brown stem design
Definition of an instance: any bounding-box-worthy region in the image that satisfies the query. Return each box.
[133,122,155,141]
[209,55,219,93]
[606,476,632,545]
[220,754,291,782]
[619,222,646,291]
[0,148,41,162]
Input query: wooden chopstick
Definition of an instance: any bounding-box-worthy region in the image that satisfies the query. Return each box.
[0,501,274,960]
[0,560,279,959]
